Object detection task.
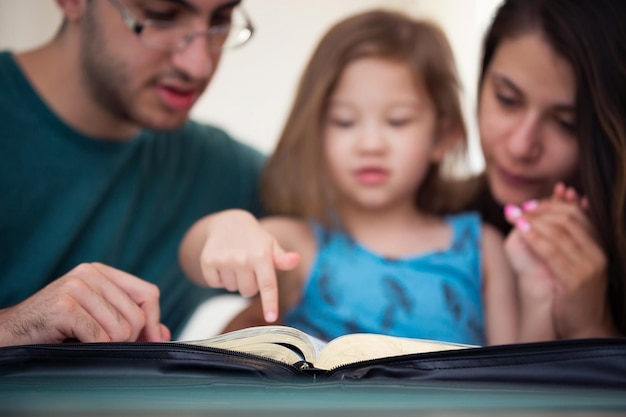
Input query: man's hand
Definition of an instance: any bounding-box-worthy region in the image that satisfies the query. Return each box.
[0,263,170,347]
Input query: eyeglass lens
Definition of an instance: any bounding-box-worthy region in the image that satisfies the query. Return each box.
[119,0,253,51]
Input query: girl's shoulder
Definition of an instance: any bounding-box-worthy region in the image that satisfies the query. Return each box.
[479,221,507,269]
[480,222,506,247]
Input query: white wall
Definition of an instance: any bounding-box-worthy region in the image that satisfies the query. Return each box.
[0,0,503,172]
[0,1,61,51]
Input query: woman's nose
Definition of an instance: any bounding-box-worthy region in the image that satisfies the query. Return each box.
[506,113,542,161]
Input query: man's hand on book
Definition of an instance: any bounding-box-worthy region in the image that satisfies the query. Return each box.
[0,263,170,347]
[197,210,300,323]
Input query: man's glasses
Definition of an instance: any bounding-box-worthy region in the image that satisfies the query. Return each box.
[108,0,254,52]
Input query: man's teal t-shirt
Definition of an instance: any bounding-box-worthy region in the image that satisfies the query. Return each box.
[0,51,265,338]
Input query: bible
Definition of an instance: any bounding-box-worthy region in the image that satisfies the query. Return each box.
[184,325,473,370]
[2,332,625,390]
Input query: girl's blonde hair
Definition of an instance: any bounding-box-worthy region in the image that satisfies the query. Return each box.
[262,10,467,225]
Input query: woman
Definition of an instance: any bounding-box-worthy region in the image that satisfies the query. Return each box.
[459,0,625,339]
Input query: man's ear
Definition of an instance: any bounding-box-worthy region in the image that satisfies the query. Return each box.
[56,0,89,22]
[431,117,465,162]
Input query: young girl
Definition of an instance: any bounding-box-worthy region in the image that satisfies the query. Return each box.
[180,10,518,346]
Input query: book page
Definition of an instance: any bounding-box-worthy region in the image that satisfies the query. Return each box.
[305,333,328,359]
[315,333,474,370]
[183,325,323,364]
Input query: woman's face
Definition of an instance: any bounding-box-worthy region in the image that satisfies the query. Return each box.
[478,31,579,206]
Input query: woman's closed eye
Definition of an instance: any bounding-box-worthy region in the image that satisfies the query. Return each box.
[495,92,521,109]
[553,115,576,134]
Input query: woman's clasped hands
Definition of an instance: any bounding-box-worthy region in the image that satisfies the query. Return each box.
[503,182,617,340]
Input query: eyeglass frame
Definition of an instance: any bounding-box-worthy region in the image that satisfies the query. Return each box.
[107,0,255,52]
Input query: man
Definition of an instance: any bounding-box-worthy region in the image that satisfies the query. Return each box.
[0,0,264,346]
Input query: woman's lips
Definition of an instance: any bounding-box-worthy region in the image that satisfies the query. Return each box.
[497,166,538,187]
[355,168,389,185]
[156,86,198,111]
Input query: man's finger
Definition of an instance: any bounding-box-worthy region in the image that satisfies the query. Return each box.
[59,307,111,343]
[91,263,165,342]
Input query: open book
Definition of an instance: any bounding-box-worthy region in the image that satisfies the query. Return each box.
[184,325,474,370]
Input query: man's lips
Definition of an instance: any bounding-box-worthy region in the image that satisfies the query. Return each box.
[355,168,389,185]
[156,85,199,111]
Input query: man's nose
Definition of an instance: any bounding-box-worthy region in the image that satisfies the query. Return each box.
[170,34,216,81]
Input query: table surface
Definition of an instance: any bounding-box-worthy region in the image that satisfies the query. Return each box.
[2,375,626,416]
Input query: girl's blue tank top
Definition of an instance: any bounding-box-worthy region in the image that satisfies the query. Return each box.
[284,212,485,346]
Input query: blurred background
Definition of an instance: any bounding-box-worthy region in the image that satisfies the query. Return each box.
[0,0,503,173]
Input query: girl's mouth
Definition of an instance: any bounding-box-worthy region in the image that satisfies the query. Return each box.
[355,168,389,185]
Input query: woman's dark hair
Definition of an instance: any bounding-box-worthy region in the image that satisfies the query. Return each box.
[480,0,626,335]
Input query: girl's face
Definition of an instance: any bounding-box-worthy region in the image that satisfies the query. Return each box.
[323,57,443,214]
[478,31,579,206]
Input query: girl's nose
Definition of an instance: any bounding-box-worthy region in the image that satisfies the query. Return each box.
[355,122,387,153]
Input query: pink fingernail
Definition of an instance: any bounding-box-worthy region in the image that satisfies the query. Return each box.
[515,218,531,232]
[504,204,522,219]
[265,312,277,323]
[522,200,538,212]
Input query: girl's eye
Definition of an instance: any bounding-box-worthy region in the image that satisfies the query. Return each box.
[331,119,355,128]
[388,119,411,128]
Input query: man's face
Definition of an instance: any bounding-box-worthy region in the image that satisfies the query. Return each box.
[80,0,240,132]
